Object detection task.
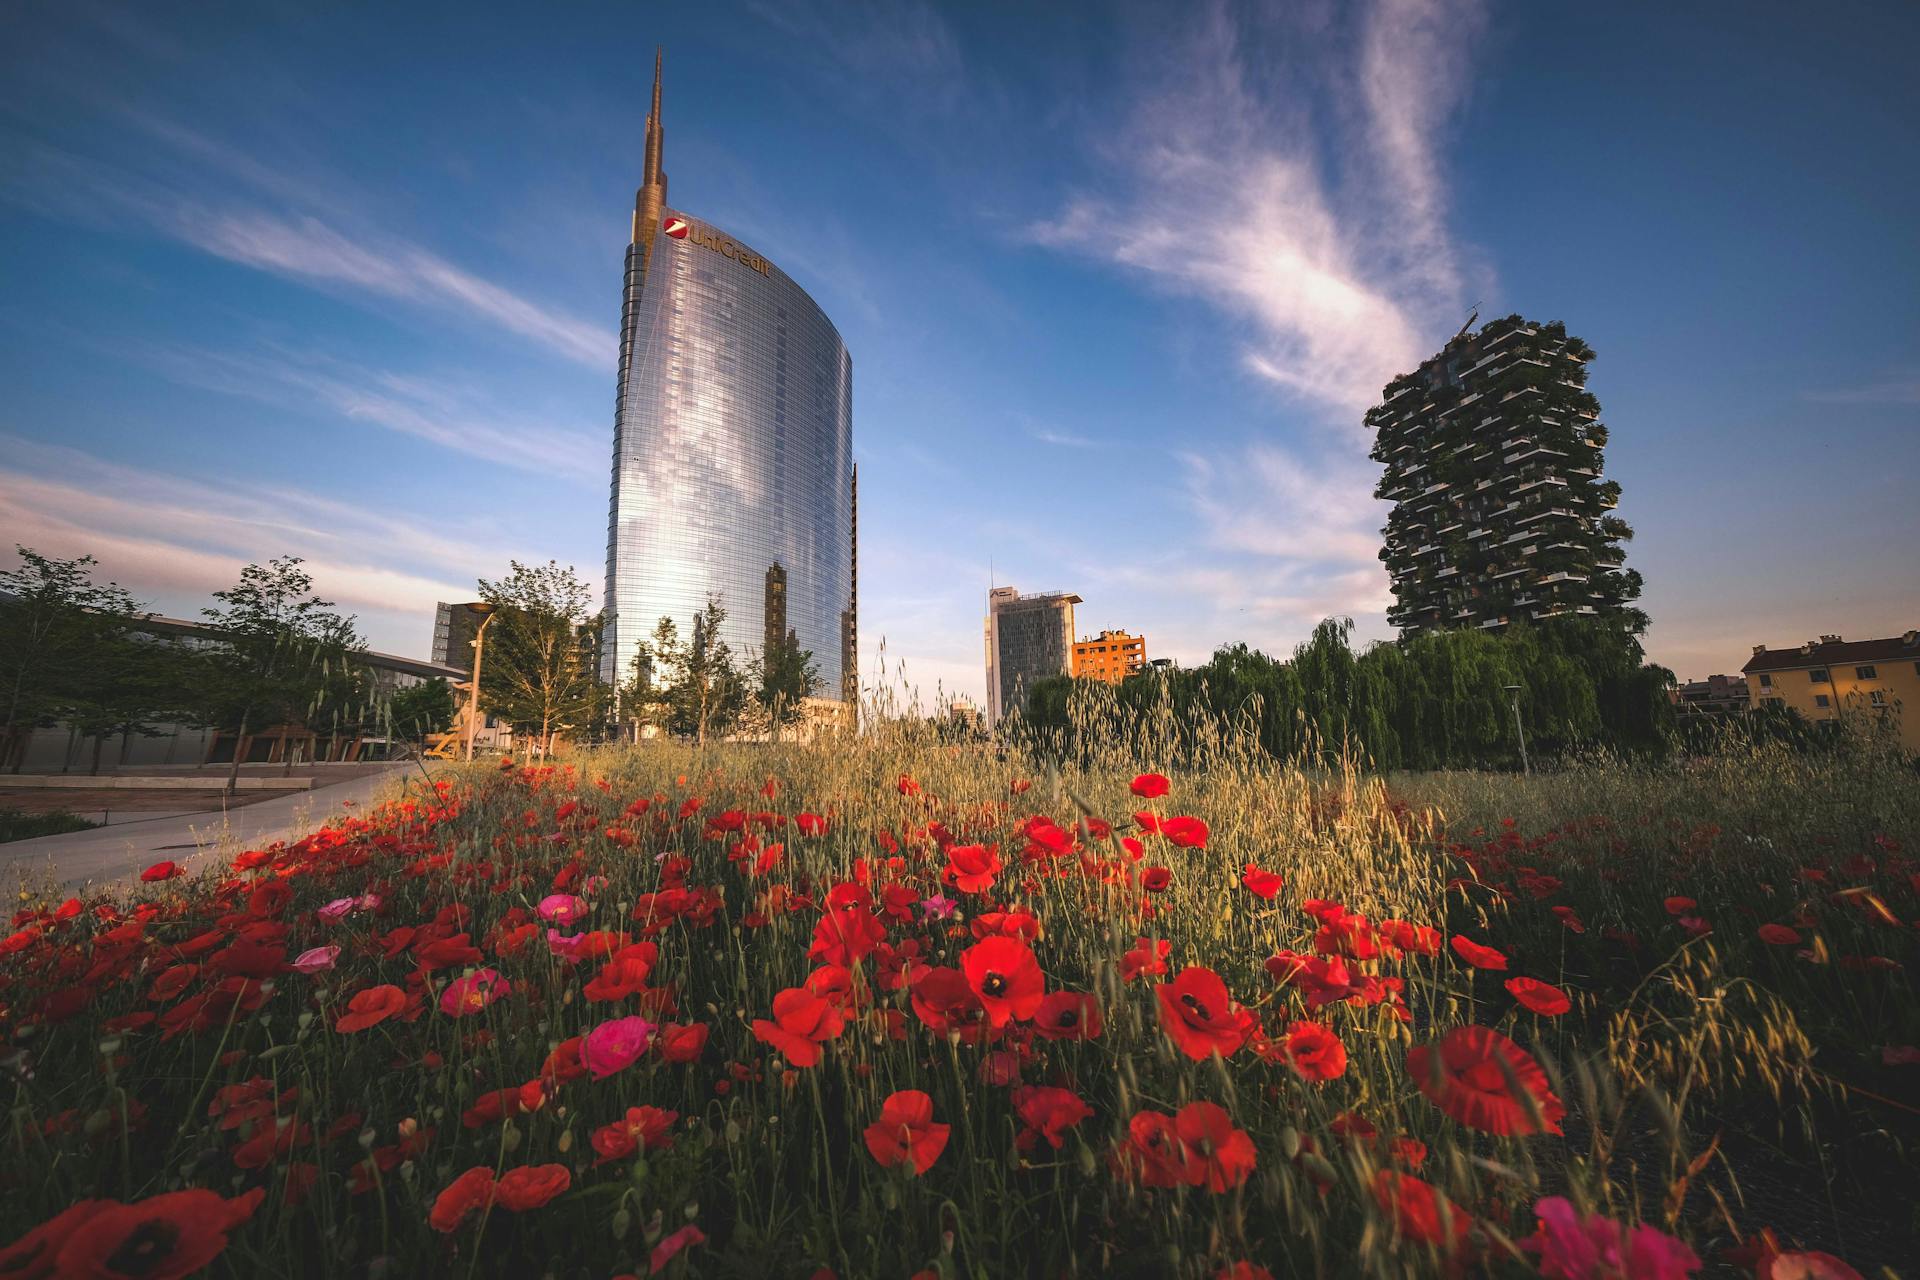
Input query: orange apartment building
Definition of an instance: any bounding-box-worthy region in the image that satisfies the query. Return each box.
[1072,629,1147,683]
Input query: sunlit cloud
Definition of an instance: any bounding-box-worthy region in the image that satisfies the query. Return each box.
[0,436,569,653]
[5,138,610,369]
[1026,0,1484,415]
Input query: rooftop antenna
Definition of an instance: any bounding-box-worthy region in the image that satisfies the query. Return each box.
[1453,302,1482,341]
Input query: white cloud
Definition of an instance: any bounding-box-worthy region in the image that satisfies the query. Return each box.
[131,341,605,483]
[0,436,576,654]
[1802,373,1920,405]
[1026,0,1485,415]
[6,138,610,370]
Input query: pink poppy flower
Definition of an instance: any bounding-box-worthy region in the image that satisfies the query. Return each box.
[292,946,340,975]
[318,897,358,922]
[538,894,588,925]
[581,1015,656,1078]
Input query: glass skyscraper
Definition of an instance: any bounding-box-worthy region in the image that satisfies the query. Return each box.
[603,54,855,709]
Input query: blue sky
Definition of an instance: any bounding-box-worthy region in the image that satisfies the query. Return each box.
[3,0,1916,703]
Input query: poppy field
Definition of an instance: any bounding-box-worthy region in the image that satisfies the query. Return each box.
[1,728,1916,1278]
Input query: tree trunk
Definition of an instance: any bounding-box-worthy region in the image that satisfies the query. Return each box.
[90,733,105,776]
[225,707,250,797]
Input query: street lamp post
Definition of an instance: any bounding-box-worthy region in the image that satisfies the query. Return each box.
[463,604,498,763]
[1503,683,1530,776]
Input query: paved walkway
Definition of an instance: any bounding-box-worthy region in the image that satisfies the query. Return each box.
[0,763,430,892]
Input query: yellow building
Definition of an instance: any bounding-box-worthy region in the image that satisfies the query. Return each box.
[1072,629,1147,683]
[1742,631,1920,750]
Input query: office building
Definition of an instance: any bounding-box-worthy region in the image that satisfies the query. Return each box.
[984,587,1080,727]
[432,601,490,674]
[1072,629,1147,683]
[1743,631,1919,749]
[1368,315,1642,634]
[602,53,855,717]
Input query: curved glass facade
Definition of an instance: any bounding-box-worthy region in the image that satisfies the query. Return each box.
[603,208,855,702]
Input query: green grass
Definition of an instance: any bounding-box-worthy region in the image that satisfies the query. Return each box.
[0,711,1913,1277]
[0,806,98,843]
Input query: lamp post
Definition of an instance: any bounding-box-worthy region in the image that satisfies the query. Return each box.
[463,604,498,763]
[1503,683,1530,776]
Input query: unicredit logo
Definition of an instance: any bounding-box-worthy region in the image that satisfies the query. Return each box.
[663,216,689,239]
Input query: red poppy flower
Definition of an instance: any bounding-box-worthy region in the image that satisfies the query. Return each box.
[1032,990,1102,1041]
[0,1200,111,1277]
[942,844,1002,894]
[863,1090,949,1175]
[1281,1021,1347,1082]
[1121,937,1171,981]
[795,811,829,837]
[1373,1170,1470,1252]
[808,904,885,967]
[1161,816,1210,849]
[1155,966,1254,1060]
[494,1163,569,1212]
[960,936,1046,1027]
[1407,1024,1565,1136]
[1174,1100,1256,1192]
[1663,896,1697,916]
[1449,935,1509,970]
[1012,1085,1093,1151]
[50,1188,262,1279]
[1241,865,1284,900]
[1504,976,1570,1016]
[1116,1110,1188,1187]
[335,985,407,1033]
[909,966,990,1042]
[591,1105,678,1164]
[1131,773,1171,799]
[1141,866,1172,892]
[140,860,182,883]
[1757,923,1802,946]
[147,964,199,1003]
[656,1022,710,1063]
[1381,919,1442,957]
[750,987,846,1067]
[429,1167,493,1232]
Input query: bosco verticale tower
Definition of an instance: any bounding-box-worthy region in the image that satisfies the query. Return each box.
[603,52,856,712]
[1367,315,1643,636]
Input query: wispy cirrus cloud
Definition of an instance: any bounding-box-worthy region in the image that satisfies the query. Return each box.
[1026,0,1485,415]
[130,340,604,484]
[1033,428,1099,449]
[1803,372,1920,405]
[5,136,610,369]
[0,435,568,652]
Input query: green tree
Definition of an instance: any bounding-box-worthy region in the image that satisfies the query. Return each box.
[197,557,361,793]
[387,678,456,742]
[752,627,822,742]
[620,616,684,740]
[477,561,606,757]
[664,597,747,747]
[0,548,149,772]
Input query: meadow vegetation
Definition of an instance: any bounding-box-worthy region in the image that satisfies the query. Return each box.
[1,702,1914,1278]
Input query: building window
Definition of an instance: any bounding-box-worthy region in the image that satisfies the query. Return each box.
[1809,669,1829,683]
[1757,673,1772,689]
[1869,690,1887,706]
[1855,665,1877,680]
[1813,694,1830,709]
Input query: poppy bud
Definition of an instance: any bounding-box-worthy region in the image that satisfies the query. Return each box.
[611,1207,630,1239]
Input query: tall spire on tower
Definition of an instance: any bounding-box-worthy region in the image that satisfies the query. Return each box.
[632,48,669,271]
